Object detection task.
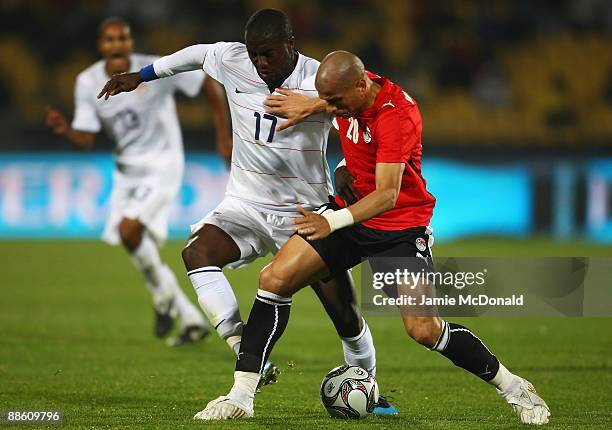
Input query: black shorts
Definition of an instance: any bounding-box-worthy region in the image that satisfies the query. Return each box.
[307,204,434,279]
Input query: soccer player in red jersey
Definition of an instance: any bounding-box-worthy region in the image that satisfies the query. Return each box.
[196,51,550,425]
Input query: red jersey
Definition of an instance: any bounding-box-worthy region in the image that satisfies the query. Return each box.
[334,73,435,230]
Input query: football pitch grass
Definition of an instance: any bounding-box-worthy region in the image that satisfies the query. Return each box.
[1,239,611,429]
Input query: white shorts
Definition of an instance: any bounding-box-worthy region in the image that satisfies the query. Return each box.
[103,170,181,245]
[190,196,300,269]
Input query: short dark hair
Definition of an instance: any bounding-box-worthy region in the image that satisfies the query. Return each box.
[244,9,293,42]
[98,17,130,38]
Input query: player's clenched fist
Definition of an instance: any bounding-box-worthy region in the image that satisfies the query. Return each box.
[97,71,143,100]
[294,206,332,241]
[45,106,69,135]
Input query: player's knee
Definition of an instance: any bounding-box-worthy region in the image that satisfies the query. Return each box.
[182,239,215,269]
[404,318,440,348]
[259,264,291,295]
[182,229,238,270]
[119,218,143,252]
[181,241,198,268]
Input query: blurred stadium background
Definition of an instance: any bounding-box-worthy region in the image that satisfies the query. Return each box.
[1,0,612,244]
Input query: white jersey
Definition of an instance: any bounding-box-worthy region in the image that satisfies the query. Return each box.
[154,42,333,212]
[72,53,205,176]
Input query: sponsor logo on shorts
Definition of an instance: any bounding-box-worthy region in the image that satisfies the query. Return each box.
[415,237,427,252]
[416,252,428,263]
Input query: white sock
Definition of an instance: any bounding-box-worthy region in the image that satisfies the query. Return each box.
[130,234,173,307]
[489,362,520,393]
[188,266,243,353]
[161,265,205,328]
[228,371,259,410]
[341,318,377,377]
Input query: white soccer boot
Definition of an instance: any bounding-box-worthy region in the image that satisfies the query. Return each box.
[193,396,253,420]
[498,377,550,425]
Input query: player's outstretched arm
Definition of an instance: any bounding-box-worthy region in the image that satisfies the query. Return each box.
[347,162,404,222]
[98,44,213,100]
[45,106,94,149]
[264,88,328,131]
[294,162,403,240]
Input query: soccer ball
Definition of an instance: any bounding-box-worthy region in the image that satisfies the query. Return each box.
[320,365,379,419]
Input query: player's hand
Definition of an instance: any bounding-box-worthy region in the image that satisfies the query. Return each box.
[294,206,332,241]
[335,166,361,205]
[264,88,320,131]
[97,72,143,100]
[216,133,233,166]
[45,106,69,135]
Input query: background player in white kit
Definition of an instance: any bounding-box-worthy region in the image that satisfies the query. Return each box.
[45,18,233,345]
[98,10,397,413]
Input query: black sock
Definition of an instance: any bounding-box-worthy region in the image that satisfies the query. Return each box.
[433,321,500,382]
[235,289,291,374]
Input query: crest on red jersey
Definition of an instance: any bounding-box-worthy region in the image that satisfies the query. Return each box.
[363,126,371,144]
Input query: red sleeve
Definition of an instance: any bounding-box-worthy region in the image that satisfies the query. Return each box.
[374,107,417,164]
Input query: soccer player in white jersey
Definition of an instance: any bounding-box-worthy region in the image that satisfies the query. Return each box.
[98,9,397,414]
[45,18,232,345]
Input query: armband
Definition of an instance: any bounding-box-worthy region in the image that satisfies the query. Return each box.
[139,64,158,82]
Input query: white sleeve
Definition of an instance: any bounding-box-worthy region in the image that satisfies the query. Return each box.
[71,74,100,133]
[152,44,212,78]
[169,70,206,98]
[335,158,346,170]
[202,42,234,84]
